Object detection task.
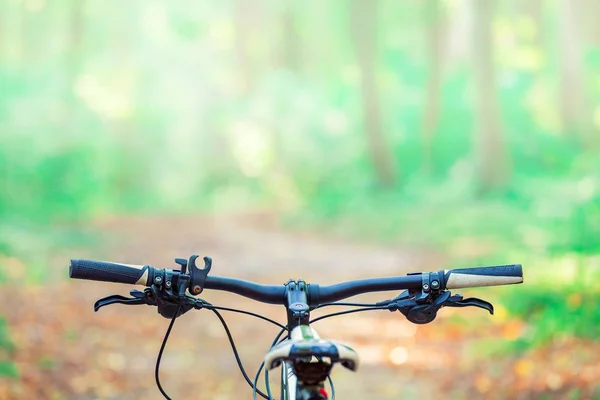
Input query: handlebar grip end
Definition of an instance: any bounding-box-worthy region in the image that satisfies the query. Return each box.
[444,264,523,289]
[69,259,153,286]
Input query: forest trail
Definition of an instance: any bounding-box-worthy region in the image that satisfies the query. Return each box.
[1,214,598,399]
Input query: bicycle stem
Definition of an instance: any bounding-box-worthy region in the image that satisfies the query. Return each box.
[285,280,311,332]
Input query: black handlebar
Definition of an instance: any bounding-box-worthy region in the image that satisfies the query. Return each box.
[312,275,424,304]
[202,275,427,305]
[69,258,523,307]
[204,276,286,304]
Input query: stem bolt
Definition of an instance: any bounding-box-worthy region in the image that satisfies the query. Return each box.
[154,276,163,284]
[165,281,172,288]
[431,280,440,289]
[423,283,430,292]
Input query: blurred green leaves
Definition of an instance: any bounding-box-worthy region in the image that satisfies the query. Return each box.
[0,318,17,379]
[0,361,19,379]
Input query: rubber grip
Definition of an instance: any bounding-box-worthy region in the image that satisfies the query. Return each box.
[443,264,523,289]
[69,259,152,286]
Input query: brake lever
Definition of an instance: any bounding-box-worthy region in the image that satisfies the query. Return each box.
[444,295,494,315]
[94,291,148,312]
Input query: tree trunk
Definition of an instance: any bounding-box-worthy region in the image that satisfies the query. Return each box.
[519,0,544,47]
[472,0,509,193]
[67,0,84,89]
[350,0,396,187]
[61,0,85,135]
[421,0,445,173]
[280,4,299,71]
[592,0,600,45]
[233,0,262,96]
[558,0,589,142]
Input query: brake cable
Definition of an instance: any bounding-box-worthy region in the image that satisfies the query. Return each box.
[153,299,285,400]
[155,303,181,400]
[254,327,287,400]
[316,302,379,308]
[310,306,388,324]
[203,304,287,330]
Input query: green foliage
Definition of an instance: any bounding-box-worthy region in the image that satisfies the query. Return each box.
[0,317,17,379]
[38,356,55,371]
[0,318,14,351]
[0,361,19,379]
[502,258,600,347]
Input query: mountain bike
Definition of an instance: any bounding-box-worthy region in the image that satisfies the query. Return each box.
[69,255,523,399]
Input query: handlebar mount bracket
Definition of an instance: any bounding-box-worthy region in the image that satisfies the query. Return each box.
[188,255,212,295]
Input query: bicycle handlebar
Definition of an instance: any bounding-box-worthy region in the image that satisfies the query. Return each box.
[204,276,286,304]
[69,259,523,306]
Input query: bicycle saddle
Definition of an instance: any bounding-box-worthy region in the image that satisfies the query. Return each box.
[265,325,359,372]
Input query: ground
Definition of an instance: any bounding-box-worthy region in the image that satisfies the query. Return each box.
[1,213,598,399]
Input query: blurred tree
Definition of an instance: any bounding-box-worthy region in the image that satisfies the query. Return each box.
[60,0,86,138]
[472,0,509,193]
[519,0,544,45]
[579,0,600,46]
[279,3,300,72]
[233,0,263,95]
[592,0,600,45]
[421,0,445,173]
[558,0,591,143]
[350,0,396,187]
[67,0,84,87]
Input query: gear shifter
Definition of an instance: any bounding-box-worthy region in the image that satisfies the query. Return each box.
[386,289,493,324]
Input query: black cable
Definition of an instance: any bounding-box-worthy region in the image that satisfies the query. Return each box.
[253,361,266,400]
[203,305,286,330]
[327,374,336,400]
[210,308,272,399]
[155,304,182,400]
[265,368,273,399]
[197,300,285,398]
[254,327,287,400]
[316,302,379,308]
[152,296,373,400]
[310,306,387,324]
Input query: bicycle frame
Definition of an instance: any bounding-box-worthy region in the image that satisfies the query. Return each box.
[281,362,296,400]
[279,345,325,400]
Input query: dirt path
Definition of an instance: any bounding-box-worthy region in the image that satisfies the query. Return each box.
[1,214,598,399]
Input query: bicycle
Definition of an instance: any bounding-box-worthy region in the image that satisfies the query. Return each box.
[69,254,523,399]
